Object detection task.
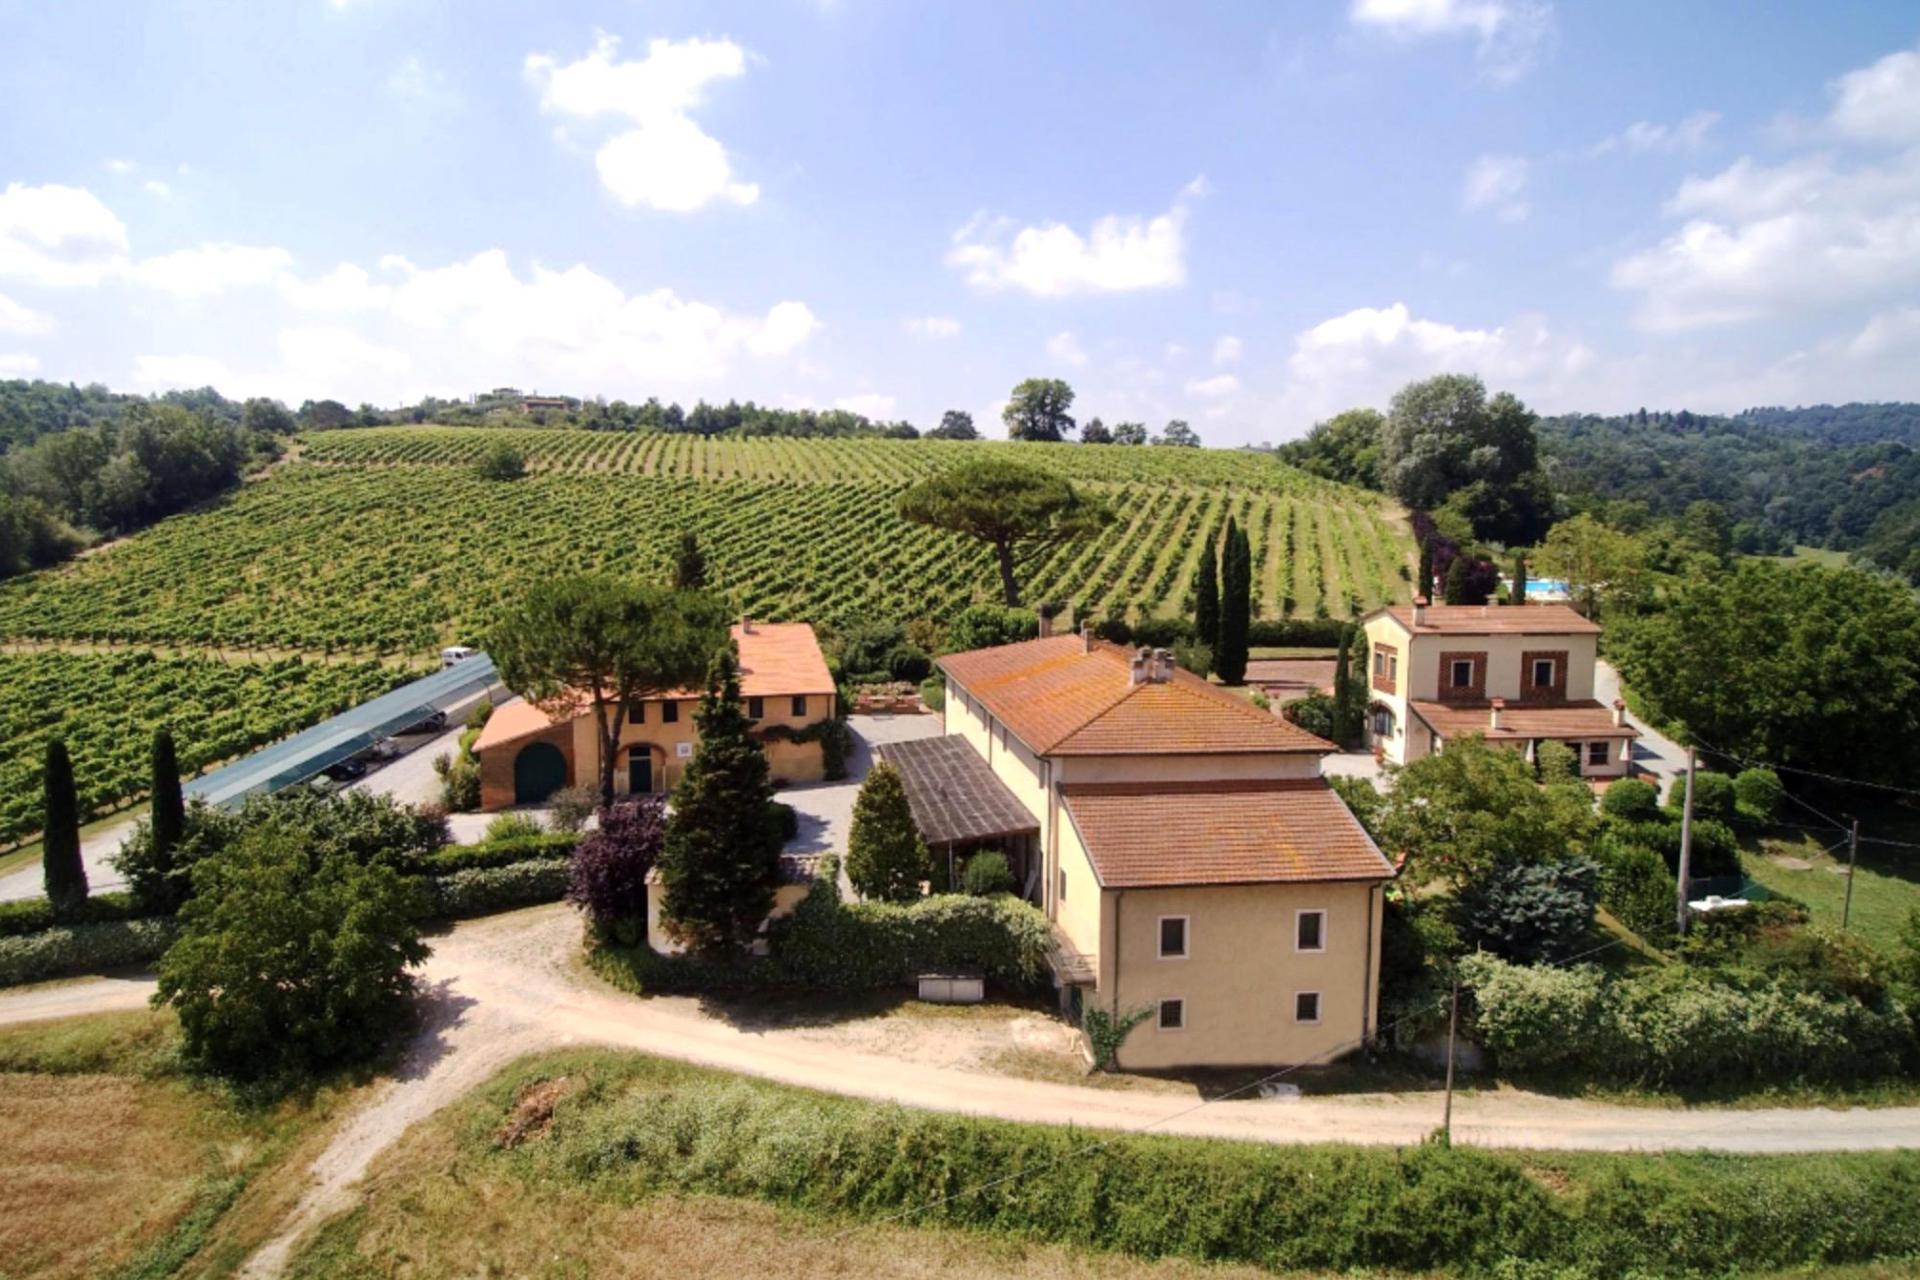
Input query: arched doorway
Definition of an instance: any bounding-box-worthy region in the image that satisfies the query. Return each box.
[625,744,658,795]
[513,741,567,805]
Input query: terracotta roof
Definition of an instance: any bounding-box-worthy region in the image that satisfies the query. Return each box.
[1409,699,1640,741]
[472,622,831,752]
[876,735,1040,847]
[1375,602,1601,636]
[1061,778,1395,888]
[937,636,1331,757]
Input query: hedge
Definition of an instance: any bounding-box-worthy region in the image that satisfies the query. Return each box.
[592,856,1052,995]
[421,832,579,875]
[418,858,572,920]
[0,890,144,939]
[484,1049,1920,1278]
[0,918,179,987]
[1461,953,1917,1085]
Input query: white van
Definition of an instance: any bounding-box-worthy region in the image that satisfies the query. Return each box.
[440,645,480,669]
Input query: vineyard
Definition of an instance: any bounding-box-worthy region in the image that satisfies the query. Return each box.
[0,650,411,845]
[0,443,1413,655]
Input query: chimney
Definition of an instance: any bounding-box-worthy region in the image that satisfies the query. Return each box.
[1037,611,1053,639]
[1152,647,1175,682]
[1081,621,1095,654]
[1412,595,1428,627]
[1129,647,1149,686]
[739,613,753,634]
[1612,698,1627,728]
[1489,697,1505,732]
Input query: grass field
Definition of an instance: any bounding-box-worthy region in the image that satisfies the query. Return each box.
[1740,813,1920,955]
[0,1009,362,1280]
[286,1046,1920,1280]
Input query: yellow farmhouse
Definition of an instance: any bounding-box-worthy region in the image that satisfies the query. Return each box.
[472,619,836,810]
[1359,598,1637,776]
[888,625,1395,1071]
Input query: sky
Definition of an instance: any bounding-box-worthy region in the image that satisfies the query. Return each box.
[0,0,1918,445]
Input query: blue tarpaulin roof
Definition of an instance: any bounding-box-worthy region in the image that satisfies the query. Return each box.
[183,655,499,810]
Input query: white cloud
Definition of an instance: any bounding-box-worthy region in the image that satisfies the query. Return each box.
[0,183,130,287]
[1591,110,1720,156]
[1460,153,1529,221]
[279,262,394,312]
[525,34,758,212]
[1046,329,1088,366]
[143,180,172,198]
[103,159,134,176]
[903,314,960,338]
[1212,334,1242,366]
[128,242,296,298]
[1185,373,1240,398]
[132,353,236,390]
[0,353,39,375]
[1348,0,1552,82]
[0,291,53,336]
[834,393,896,418]
[389,54,458,110]
[947,195,1189,297]
[1828,44,1920,146]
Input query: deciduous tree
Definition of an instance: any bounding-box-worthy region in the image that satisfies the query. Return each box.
[1001,378,1076,442]
[1156,419,1201,447]
[928,410,978,440]
[1532,514,1646,619]
[897,460,1111,606]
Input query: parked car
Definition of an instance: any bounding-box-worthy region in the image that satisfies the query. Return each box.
[323,758,367,783]
[440,645,480,669]
[402,709,447,735]
[366,737,402,761]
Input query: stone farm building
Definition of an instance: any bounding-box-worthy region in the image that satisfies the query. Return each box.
[1360,599,1637,776]
[883,625,1395,1071]
[473,620,836,810]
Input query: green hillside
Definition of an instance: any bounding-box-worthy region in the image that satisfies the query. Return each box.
[0,427,1414,656]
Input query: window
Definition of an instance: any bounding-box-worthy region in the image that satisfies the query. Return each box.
[747,696,764,720]
[1587,740,1608,768]
[1373,651,1386,676]
[625,699,645,724]
[1057,867,1067,901]
[1295,909,1326,952]
[1158,999,1185,1031]
[1531,658,1556,688]
[1294,991,1322,1023]
[1371,706,1396,738]
[791,695,807,717]
[662,700,679,724]
[1450,658,1475,689]
[1158,916,1188,959]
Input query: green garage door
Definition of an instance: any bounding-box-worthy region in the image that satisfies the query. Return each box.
[513,742,567,805]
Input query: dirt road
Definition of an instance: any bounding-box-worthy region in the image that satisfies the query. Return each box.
[7,905,1919,1276]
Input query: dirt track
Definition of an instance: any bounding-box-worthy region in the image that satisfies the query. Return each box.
[8,904,1920,1277]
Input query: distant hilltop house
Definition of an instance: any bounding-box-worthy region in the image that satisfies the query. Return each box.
[1359,599,1637,776]
[881,623,1394,1071]
[518,396,570,413]
[473,619,836,809]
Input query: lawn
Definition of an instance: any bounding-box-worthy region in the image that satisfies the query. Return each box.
[1738,814,1920,955]
[0,1009,365,1280]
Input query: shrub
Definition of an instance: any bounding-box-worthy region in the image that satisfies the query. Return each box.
[115,801,244,914]
[1082,1005,1152,1070]
[1171,638,1212,678]
[0,891,144,939]
[484,811,546,843]
[423,859,571,919]
[154,819,429,1081]
[1666,770,1735,821]
[435,747,481,812]
[547,785,599,834]
[1534,740,1579,784]
[769,800,799,843]
[422,832,578,873]
[567,797,665,942]
[960,850,1014,896]
[1453,859,1599,963]
[475,439,526,481]
[1283,691,1338,740]
[1599,842,1675,944]
[945,604,1038,653]
[1734,767,1784,823]
[1599,778,1660,822]
[917,675,944,712]
[1458,954,1609,1074]
[846,762,929,903]
[0,917,178,988]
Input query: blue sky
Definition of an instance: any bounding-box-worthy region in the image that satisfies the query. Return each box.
[1,0,1917,444]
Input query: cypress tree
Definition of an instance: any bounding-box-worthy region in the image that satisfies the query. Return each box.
[151,726,185,866]
[1193,528,1220,657]
[657,649,782,953]
[1216,520,1251,685]
[1511,553,1528,606]
[1332,626,1353,746]
[1348,632,1369,741]
[671,530,707,590]
[1443,555,1470,605]
[42,738,87,916]
[1416,540,1434,600]
[846,761,929,903]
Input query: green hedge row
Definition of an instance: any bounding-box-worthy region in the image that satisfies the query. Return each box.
[420,832,579,875]
[1462,953,1917,1085]
[418,858,572,920]
[0,918,179,988]
[0,891,144,939]
[485,1049,1920,1278]
[592,858,1051,995]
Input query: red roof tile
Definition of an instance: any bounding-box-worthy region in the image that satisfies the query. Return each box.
[1061,778,1395,888]
[937,636,1331,757]
[1376,602,1601,636]
[1409,699,1639,741]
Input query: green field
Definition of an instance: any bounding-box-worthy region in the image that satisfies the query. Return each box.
[0,428,1413,656]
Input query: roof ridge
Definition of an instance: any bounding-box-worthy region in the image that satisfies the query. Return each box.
[1061,777,1324,796]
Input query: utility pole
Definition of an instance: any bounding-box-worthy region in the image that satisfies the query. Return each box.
[1842,817,1861,931]
[1675,745,1696,936]
[1441,974,1459,1144]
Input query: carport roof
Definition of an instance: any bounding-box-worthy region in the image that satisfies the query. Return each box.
[876,734,1040,848]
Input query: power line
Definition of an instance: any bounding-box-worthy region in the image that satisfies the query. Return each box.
[1687,736,1920,803]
